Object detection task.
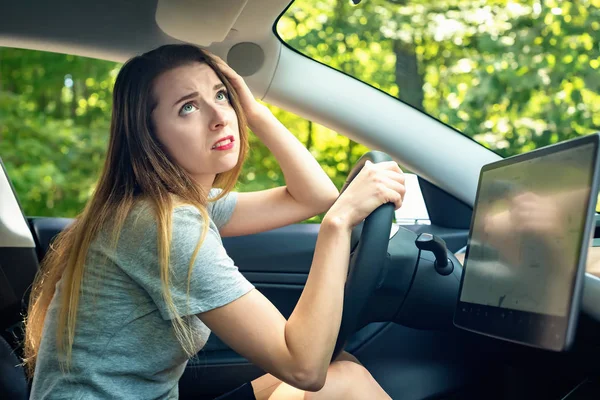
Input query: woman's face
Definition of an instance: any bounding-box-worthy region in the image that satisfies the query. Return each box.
[151,62,240,189]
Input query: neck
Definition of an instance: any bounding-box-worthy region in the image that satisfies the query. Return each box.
[193,173,217,194]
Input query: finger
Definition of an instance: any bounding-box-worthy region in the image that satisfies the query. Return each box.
[363,170,405,197]
[206,52,226,68]
[384,186,404,210]
[520,203,553,219]
[375,160,403,174]
[512,208,532,221]
[521,220,549,234]
[210,53,224,63]
[519,192,543,204]
[361,160,401,182]
[378,176,406,199]
[207,52,227,67]
[217,59,235,75]
[380,169,406,185]
[359,160,376,179]
[512,198,539,211]
[375,183,404,210]
[210,55,242,80]
[515,210,547,226]
[512,192,535,203]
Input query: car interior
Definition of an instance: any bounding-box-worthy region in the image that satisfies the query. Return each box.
[1,0,600,399]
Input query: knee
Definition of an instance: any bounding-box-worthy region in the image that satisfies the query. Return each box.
[331,359,373,385]
[304,361,380,400]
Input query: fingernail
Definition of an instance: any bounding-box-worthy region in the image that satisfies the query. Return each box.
[365,160,372,166]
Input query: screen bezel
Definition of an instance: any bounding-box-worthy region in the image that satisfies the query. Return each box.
[454,133,600,352]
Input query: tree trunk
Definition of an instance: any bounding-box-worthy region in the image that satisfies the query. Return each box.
[305,120,313,151]
[346,139,356,172]
[393,40,424,111]
[71,79,77,118]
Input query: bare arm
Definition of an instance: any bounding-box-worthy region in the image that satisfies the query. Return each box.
[212,57,339,237]
[198,161,406,391]
[220,107,339,237]
[200,217,350,391]
[249,105,339,210]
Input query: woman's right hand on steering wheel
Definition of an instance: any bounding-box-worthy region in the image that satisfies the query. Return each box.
[324,160,406,230]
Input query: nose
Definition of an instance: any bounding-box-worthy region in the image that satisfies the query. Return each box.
[207,104,229,131]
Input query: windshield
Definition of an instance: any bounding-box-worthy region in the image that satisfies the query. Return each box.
[276,0,600,159]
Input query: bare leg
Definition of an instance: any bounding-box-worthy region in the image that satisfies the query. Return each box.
[251,352,391,400]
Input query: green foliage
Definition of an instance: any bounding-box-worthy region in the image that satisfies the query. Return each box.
[0,48,363,219]
[278,0,600,157]
[0,50,118,217]
[1,0,598,218]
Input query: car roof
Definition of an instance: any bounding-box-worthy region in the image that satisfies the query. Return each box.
[0,0,282,62]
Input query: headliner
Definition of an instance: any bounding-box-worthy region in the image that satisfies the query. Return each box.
[0,0,290,62]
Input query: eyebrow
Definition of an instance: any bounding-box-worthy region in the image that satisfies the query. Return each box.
[172,84,227,108]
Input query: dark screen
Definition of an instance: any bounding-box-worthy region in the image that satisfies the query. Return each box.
[461,143,595,317]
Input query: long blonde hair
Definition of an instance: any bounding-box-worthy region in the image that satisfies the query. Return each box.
[23,44,249,378]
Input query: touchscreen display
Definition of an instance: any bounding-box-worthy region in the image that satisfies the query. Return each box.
[460,143,596,317]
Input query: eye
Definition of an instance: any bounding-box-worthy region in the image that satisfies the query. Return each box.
[216,89,229,102]
[179,102,198,116]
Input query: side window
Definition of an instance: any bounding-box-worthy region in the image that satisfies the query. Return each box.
[0,47,430,224]
[0,47,118,217]
[394,174,430,225]
[241,102,431,224]
[241,101,368,223]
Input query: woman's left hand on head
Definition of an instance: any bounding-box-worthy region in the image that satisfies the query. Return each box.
[209,53,267,124]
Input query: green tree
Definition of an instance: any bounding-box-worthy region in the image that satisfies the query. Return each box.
[0,49,118,216]
[278,0,600,157]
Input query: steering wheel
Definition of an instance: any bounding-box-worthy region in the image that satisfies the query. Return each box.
[332,151,395,360]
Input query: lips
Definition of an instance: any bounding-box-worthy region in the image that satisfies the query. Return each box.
[211,135,235,151]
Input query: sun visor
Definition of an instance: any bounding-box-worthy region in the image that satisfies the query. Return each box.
[155,0,248,46]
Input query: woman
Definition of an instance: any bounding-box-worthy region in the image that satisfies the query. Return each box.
[24,44,405,399]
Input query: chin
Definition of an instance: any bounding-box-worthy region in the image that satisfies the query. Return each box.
[215,155,240,174]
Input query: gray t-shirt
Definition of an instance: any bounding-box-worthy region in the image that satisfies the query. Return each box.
[31,189,254,399]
